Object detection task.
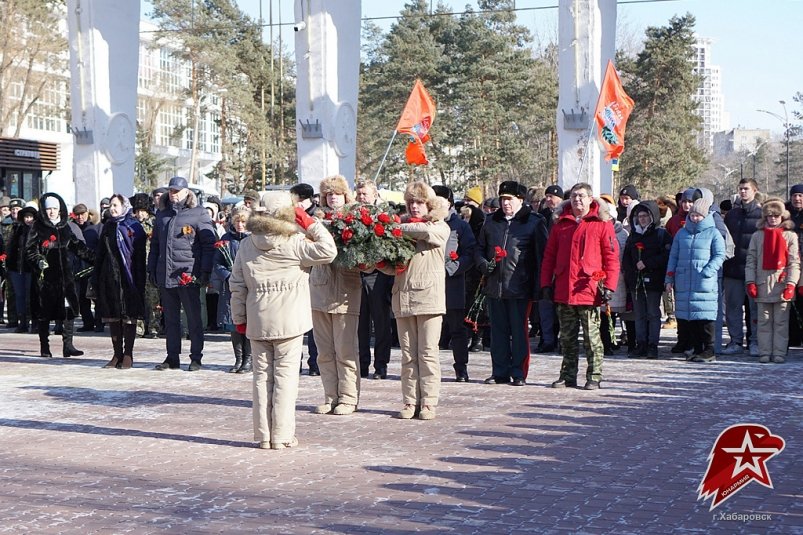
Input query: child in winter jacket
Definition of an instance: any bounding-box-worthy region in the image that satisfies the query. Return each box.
[665,197,726,362]
[744,198,801,363]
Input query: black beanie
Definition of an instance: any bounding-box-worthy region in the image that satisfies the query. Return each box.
[619,184,639,200]
[790,184,803,197]
[432,185,454,206]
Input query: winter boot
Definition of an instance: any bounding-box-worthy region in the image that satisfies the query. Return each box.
[229,332,244,373]
[53,320,63,335]
[15,315,29,334]
[469,332,484,352]
[104,321,124,368]
[237,336,252,373]
[62,319,84,357]
[119,323,136,369]
[38,321,52,358]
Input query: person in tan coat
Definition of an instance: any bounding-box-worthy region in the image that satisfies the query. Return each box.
[380,182,450,420]
[229,191,337,450]
[310,175,364,416]
[745,198,800,364]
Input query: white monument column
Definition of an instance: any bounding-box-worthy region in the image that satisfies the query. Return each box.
[67,0,140,208]
[557,0,616,195]
[294,0,361,192]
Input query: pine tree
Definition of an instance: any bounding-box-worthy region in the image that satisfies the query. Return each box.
[617,14,707,197]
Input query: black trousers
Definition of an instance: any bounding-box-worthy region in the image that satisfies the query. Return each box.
[679,318,714,353]
[161,285,204,365]
[443,308,470,373]
[358,272,394,373]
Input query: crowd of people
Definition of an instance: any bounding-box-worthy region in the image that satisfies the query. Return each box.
[1,175,800,450]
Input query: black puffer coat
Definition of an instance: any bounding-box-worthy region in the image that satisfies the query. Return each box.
[94,211,147,320]
[6,207,37,273]
[147,190,216,288]
[25,193,94,320]
[475,203,548,300]
[723,195,763,280]
[623,201,672,293]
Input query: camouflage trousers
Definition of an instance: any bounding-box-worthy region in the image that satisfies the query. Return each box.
[556,304,604,383]
[142,281,162,335]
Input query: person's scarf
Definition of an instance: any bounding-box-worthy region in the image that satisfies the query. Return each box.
[762,227,788,271]
[110,200,140,287]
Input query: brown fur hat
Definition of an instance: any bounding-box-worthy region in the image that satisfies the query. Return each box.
[757,197,793,230]
[319,175,354,207]
[403,181,449,222]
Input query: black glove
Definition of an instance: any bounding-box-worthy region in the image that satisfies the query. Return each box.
[148,272,157,286]
[600,287,614,303]
[541,286,553,302]
[196,272,211,286]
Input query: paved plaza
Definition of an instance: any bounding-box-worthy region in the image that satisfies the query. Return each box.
[0,327,800,534]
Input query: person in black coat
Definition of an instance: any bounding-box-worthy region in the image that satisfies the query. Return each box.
[434,186,476,382]
[475,181,548,385]
[148,176,216,371]
[623,201,672,358]
[786,184,803,346]
[25,193,94,358]
[6,206,36,332]
[460,199,486,351]
[94,194,146,369]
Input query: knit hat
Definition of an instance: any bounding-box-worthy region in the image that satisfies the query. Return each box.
[464,186,483,205]
[691,198,712,216]
[790,184,803,197]
[619,184,640,200]
[44,196,60,210]
[545,185,563,198]
[681,188,697,202]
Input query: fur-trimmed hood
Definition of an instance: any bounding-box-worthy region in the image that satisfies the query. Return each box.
[157,188,199,211]
[246,207,300,251]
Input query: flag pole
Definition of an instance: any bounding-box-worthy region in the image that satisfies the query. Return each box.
[577,118,597,179]
[373,130,399,185]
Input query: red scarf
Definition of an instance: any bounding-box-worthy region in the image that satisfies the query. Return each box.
[762,227,788,270]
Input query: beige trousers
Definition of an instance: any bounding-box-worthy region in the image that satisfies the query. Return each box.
[312,310,360,405]
[397,314,442,407]
[757,301,789,358]
[252,336,303,444]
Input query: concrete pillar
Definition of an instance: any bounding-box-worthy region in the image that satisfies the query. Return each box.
[66,0,140,209]
[557,0,616,196]
[294,0,361,193]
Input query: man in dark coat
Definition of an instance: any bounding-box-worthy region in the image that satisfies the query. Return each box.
[475,180,548,386]
[722,178,763,357]
[434,185,476,382]
[536,185,564,352]
[786,184,803,346]
[148,176,216,371]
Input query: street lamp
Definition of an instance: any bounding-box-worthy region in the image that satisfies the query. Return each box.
[757,102,790,196]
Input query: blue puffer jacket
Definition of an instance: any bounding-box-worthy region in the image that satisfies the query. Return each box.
[665,213,726,321]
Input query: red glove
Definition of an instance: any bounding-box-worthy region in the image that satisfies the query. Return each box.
[746,283,758,299]
[782,284,795,301]
[294,207,316,230]
[235,324,247,335]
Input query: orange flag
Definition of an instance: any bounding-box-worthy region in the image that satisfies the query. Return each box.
[594,60,635,161]
[396,80,436,165]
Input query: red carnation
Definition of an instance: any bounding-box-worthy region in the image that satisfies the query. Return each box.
[42,239,51,248]
[377,260,388,269]
[635,242,645,250]
[395,264,407,274]
[591,271,607,281]
[324,212,334,220]
[494,246,507,262]
[378,213,391,223]
[344,214,354,224]
[391,227,402,238]
[0,253,6,262]
[361,214,373,225]
[49,235,56,242]
[341,228,354,242]
[393,214,401,223]
[449,250,458,261]
[374,224,385,237]
[178,272,195,286]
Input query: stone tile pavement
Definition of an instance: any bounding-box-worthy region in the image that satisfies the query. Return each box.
[0,327,800,534]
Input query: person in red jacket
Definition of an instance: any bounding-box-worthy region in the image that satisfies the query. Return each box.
[540,183,620,390]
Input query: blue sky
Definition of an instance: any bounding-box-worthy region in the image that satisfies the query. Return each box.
[144,0,803,135]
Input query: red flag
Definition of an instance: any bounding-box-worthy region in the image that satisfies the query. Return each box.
[396,80,436,165]
[594,60,635,160]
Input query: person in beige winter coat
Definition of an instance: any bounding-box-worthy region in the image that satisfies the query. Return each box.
[310,175,364,416]
[745,198,800,364]
[380,182,450,420]
[229,191,337,450]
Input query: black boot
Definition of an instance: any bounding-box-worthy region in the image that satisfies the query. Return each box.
[38,321,52,358]
[62,319,84,357]
[104,321,123,368]
[119,323,136,369]
[229,332,244,373]
[15,315,29,334]
[54,320,63,335]
[469,332,483,352]
[237,336,252,373]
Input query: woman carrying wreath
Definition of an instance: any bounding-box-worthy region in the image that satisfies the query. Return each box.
[310,175,364,416]
[379,182,450,420]
[94,194,147,369]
